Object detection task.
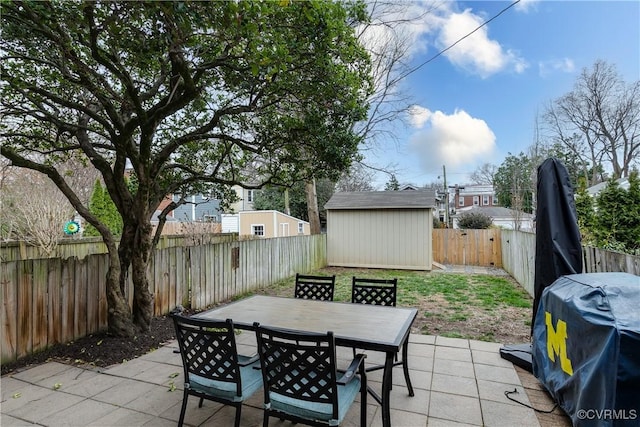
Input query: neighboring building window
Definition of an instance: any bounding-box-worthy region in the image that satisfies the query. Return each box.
[492,195,498,205]
[247,190,254,202]
[459,196,464,207]
[298,222,304,234]
[252,224,264,236]
[473,196,479,206]
[203,214,218,222]
[482,195,489,206]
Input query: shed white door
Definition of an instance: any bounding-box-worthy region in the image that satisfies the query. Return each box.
[221,214,239,233]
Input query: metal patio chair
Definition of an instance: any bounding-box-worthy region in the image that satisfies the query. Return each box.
[254,322,367,427]
[351,277,414,396]
[172,315,262,427]
[294,273,336,301]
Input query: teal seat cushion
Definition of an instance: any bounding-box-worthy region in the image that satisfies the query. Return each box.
[268,377,361,426]
[189,359,262,402]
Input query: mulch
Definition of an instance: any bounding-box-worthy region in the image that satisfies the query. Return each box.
[1,315,177,376]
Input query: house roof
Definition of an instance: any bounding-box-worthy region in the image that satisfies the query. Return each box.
[586,178,630,197]
[324,191,436,210]
[458,185,495,195]
[453,206,533,219]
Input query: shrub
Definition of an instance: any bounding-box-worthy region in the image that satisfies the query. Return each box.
[457,211,493,229]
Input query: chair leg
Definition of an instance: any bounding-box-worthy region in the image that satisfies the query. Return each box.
[234,405,242,427]
[198,396,204,408]
[178,392,189,427]
[401,342,414,397]
[360,372,367,426]
[263,409,270,427]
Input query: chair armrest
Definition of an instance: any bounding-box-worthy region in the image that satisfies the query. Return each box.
[337,353,366,385]
[238,353,259,366]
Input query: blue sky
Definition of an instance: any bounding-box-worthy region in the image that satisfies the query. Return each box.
[361,0,640,188]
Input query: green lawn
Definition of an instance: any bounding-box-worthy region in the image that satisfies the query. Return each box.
[255,267,533,343]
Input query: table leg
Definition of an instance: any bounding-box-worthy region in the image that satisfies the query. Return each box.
[381,351,395,427]
[402,341,415,396]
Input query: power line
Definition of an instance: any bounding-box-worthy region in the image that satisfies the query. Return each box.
[400,0,521,80]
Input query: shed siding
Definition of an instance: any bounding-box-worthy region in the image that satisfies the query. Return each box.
[327,209,432,270]
[239,211,310,238]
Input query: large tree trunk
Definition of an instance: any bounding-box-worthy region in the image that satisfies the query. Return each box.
[131,221,154,331]
[305,179,321,234]
[105,252,136,337]
[118,221,154,333]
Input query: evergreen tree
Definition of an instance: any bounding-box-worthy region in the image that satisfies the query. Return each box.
[618,171,640,251]
[574,180,596,243]
[384,174,399,191]
[84,180,123,237]
[594,177,630,251]
[457,211,493,229]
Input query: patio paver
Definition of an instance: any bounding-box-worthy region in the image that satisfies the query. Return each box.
[1,334,573,427]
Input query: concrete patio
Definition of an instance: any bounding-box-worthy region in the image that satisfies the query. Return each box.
[1,331,571,427]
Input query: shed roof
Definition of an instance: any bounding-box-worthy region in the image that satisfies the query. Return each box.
[324,191,436,210]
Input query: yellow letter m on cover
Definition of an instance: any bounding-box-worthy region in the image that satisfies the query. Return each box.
[545,311,573,376]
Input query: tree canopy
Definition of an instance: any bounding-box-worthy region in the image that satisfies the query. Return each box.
[576,171,640,253]
[253,179,335,224]
[457,211,493,229]
[384,174,400,190]
[544,60,640,184]
[493,153,534,213]
[1,0,372,336]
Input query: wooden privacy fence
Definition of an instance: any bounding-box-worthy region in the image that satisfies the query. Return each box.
[432,229,502,268]
[500,229,640,297]
[1,234,326,363]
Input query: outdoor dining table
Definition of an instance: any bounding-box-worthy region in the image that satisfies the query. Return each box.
[195,294,417,427]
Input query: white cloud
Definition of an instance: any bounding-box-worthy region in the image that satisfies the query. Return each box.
[436,8,528,78]
[408,105,432,128]
[408,107,497,172]
[514,0,540,13]
[539,58,575,77]
[357,3,529,79]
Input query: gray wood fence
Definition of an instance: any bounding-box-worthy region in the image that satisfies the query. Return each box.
[500,229,640,297]
[1,234,326,363]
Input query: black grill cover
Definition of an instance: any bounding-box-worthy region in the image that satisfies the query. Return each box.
[532,273,640,426]
[533,158,583,332]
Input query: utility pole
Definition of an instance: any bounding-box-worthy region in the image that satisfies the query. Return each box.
[284,188,290,215]
[442,165,449,227]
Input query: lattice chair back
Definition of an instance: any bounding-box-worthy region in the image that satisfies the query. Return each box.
[173,314,263,427]
[294,273,336,301]
[255,323,349,425]
[174,316,243,396]
[351,277,398,306]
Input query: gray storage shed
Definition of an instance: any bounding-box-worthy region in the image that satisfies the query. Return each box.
[324,191,436,270]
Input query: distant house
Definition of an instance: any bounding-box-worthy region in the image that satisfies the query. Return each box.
[401,184,447,222]
[324,191,436,270]
[454,185,499,209]
[586,178,630,197]
[228,185,260,213]
[236,210,309,238]
[399,183,420,191]
[170,194,222,223]
[452,206,534,231]
[150,194,222,235]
